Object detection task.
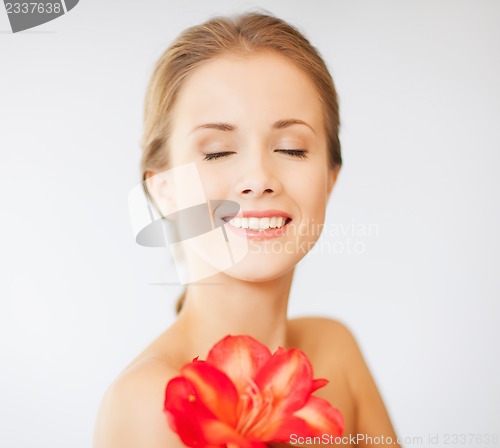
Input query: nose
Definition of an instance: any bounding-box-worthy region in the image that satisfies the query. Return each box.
[234,150,282,198]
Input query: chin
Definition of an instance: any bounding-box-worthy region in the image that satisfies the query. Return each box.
[220,251,298,283]
[180,232,317,283]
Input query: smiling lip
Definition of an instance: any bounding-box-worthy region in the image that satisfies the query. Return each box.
[222,209,292,241]
[222,209,292,221]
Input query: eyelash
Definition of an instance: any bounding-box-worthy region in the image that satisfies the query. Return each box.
[278,149,308,159]
[203,151,235,161]
[203,149,308,161]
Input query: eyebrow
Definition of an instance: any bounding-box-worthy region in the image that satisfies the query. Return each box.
[274,119,316,135]
[190,118,316,135]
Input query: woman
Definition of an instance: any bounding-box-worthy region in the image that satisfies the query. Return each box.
[93,12,399,448]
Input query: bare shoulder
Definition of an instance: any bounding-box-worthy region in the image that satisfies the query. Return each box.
[288,317,400,446]
[289,316,377,392]
[287,316,359,356]
[287,317,365,400]
[92,358,184,448]
[287,315,353,335]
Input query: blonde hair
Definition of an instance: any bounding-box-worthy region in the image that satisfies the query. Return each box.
[140,11,342,312]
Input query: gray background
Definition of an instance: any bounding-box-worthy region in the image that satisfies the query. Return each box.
[1,0,499,447]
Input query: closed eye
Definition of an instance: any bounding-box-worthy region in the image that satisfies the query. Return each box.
[203,149,308,161]
[275,149,308,158]
[203,151,235,161]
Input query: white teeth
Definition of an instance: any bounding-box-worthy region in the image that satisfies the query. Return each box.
[249,217,260,230]
[227,216,289,231]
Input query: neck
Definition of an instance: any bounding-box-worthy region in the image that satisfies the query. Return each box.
[172,268,295,362]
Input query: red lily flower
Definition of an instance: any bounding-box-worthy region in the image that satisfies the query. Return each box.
[164,335,344,447]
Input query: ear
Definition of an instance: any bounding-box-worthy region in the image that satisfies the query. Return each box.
[327,165,341,197]
[144,169,177,218]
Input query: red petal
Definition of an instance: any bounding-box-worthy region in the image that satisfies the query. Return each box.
[261,396,344,441]
[181,360,239,426]
[293,395,344,436]
[164,377,215,419]
[164,377,216,446]
[165,377,255,447]
[264,415,313,441]
[254,347,314,416]
[201,419,254,447]
[311,378,329,393]
[207,335,272,394]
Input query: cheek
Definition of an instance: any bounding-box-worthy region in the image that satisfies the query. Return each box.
[303,195,327,236]
[290,173,329,239]
[291,169,328,211]
[196,165,230,199]
[310,182,329,213]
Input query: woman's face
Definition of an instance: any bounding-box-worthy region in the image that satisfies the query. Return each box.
[156,50,338,282]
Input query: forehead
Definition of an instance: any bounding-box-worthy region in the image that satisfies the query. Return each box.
[170,51,324,135]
